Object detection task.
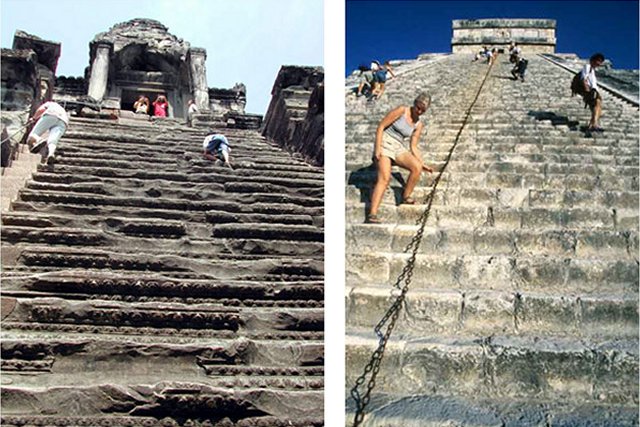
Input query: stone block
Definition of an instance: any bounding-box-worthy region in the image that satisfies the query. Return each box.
[346,253,390,286]
[515,230,575,257]
[579,296,638,337]
[575,231,631,258]
[513,257,567,290]
[517,293,578,334]
[403,290,463,333]
[346,224,393,254]
[463,291,515,333]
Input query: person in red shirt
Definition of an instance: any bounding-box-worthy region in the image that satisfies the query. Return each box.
[152,94,170,117]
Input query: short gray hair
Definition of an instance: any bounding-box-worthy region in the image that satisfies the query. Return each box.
[414,92,431,106]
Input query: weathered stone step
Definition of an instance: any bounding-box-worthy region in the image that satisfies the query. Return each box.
[346,184,639,210]
[36,163,324,189]
[3,297,323,333]
[347,168,638,192]
[22,180,323,208]
[52,154,324,181]
[10,246,324,280]
[29,173,324,200]
[1,273,323,303]
[3,209,317,231]
[17,190,323,217]
[1,385,323,425]
[62,147,324,173]
[346,142,639,165]
[347,252,638,293]
[346,286,637,338]
[346,203,638,231]
[345,333,638,404]
[344,393,638,427]
[212,223,323,242]
[347,224,638,260]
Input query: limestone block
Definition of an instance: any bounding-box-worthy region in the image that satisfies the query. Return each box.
[463,291,515,333]
[517,293,578,334]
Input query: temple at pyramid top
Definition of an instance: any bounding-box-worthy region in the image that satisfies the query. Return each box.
[451,19,556,53]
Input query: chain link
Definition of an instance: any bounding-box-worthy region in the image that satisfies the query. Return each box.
[350,59,496,427]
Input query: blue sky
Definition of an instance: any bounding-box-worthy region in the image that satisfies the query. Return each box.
[1,0,323,114]
[346,0,639,74]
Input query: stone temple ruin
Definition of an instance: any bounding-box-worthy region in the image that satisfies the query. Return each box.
[346,19,638,425]
[1,18,324,426]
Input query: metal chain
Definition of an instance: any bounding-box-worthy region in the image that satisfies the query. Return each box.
[350,58,496,427]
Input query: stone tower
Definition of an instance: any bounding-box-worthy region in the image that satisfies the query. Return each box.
[452,18,556,53]
[86,18,208,118]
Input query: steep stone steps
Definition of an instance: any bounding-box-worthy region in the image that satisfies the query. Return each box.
[345,53,638,421]
[1,114,324,424]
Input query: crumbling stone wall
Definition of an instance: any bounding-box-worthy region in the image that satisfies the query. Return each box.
[261,66,324,167]
[1,30,61,168]
[209,83,247,114]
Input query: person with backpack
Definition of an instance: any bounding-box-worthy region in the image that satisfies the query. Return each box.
[356,65,375,97]
[366,92,434,224]
[571,53,605,132]
[371,61,396,100]
[511,56,528,82]
[203,133,232,169]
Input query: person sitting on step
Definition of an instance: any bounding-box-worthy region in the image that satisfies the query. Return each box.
[511,57,528,82]
[202,133,232,169]
[580,53,605,132]
[27,101,69,165]
[366,92,434,224]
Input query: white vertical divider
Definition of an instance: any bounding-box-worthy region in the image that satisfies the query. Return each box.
[324,0,346,425]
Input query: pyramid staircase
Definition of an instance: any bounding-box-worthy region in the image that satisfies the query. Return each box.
[345,54,638,426]
[0,117,324,426]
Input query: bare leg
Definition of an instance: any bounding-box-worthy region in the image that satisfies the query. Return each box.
[394,151,423,201]
[593,97,602,128]
[369,156,391,216]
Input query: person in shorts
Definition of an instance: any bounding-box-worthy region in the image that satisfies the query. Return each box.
[580,53,605,132]
[367,92,433,223]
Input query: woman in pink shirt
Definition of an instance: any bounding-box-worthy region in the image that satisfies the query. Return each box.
[152,94,170,117]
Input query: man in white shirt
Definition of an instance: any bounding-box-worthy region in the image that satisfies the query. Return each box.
[27,101,69,165]
[579,53,605,132]
[202,133,232,169]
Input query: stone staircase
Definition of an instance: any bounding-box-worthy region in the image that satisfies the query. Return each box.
[345,54,639,426]
[0,117,324,426]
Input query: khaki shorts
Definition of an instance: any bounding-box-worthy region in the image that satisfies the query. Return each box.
[379,132,409,161]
